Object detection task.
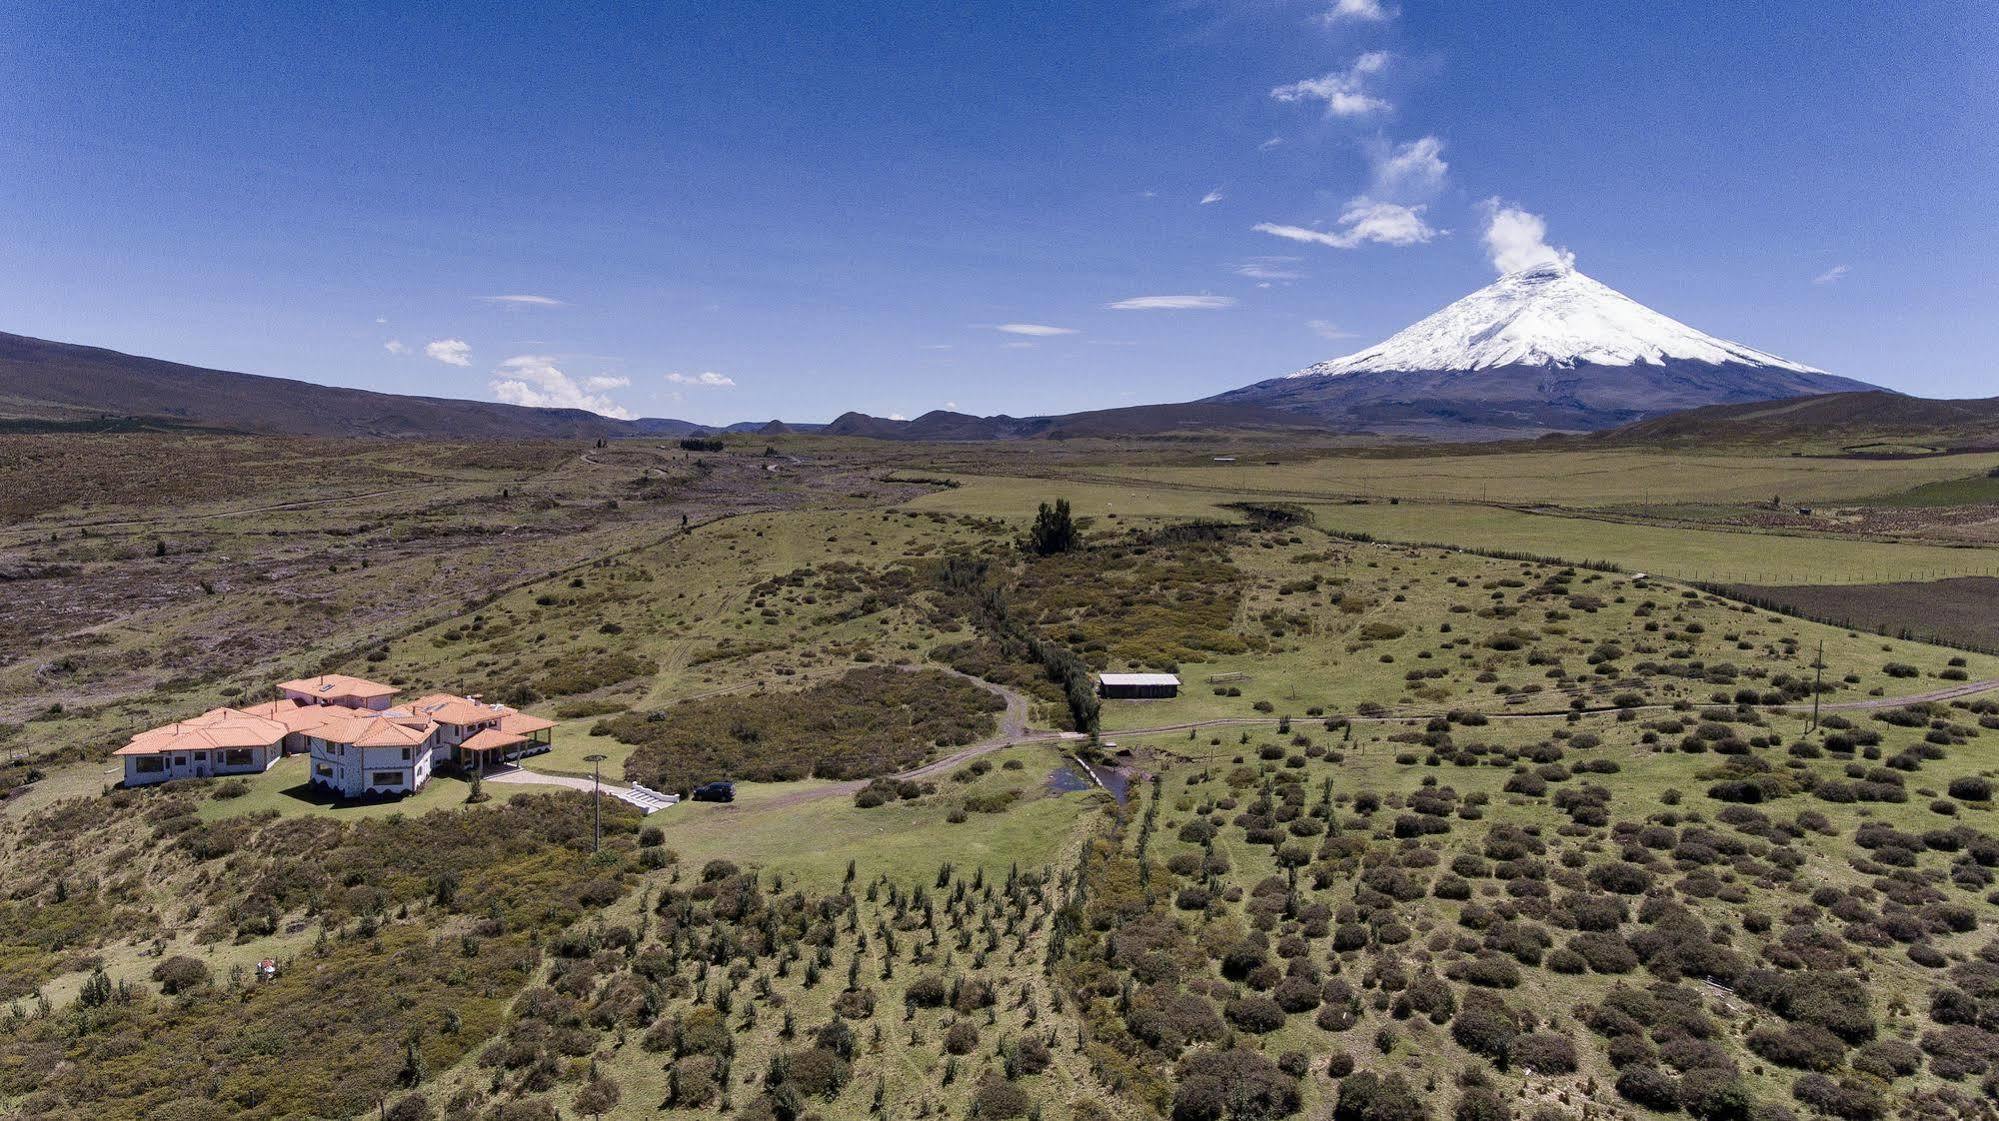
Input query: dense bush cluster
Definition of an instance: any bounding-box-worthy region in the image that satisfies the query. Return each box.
[606,666,1004,792]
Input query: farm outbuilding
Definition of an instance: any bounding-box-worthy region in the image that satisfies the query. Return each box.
[1097,672,1180,699]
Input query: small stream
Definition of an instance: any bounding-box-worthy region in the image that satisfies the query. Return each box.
[1047,759,1132,803]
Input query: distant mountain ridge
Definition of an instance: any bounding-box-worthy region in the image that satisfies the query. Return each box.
[0,329,1326,442]
[1210,262,1878,434]
[0,331,715,440]
[1593,391,1999,447]
[819,403,1329,441]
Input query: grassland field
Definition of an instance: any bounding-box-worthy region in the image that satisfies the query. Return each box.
[3,431,1998,1121]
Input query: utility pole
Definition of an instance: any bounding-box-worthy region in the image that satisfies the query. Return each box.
[584,753,608,853]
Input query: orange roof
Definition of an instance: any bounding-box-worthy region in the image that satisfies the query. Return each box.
[276,674,400,701]
[240,699,367,735]
[314,713,435,749]
[497,711,556,736]
[117,708,290,757]
[461,728,527,753]
[411,693,511,727]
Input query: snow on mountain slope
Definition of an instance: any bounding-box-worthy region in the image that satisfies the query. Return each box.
[1292,261,1823,378]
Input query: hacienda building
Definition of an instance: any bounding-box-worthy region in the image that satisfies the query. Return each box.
[116,674,556,796]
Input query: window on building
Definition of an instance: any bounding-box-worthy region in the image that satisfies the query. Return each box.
[135,757,164,774]
[371,771,404,786]
[223,748,254,766]
[401,748,411,760]
[315,764,333,778]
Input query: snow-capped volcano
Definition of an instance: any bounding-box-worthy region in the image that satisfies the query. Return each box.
[1295,261,1824,378]
[1208,262,1876,436]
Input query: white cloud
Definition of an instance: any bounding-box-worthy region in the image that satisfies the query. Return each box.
[665,371,736,387]
[1254,199,1439,250]
[1002,341,1038,349]
[489,355,633,418]
[1368,135,1447,200]
[1107,295,1238,311]
[1813,264,1851,285]
[425,338,472,366]
[1201,188,1225,205]
[583,375,631,392]
[919,343,955,350]
[1271,52,1391,117]
[1259,136,1285,151]
[992,323,1078,336]
[1480,200,1574,274]
[944,401,958,410]
[1235,256,1306,281]
[888,413,907,421]
[480,294,566,307]
[375,316,388,324]
[383,339,409,355]
[1321,0,1392,22]
[1308,320,1359,340]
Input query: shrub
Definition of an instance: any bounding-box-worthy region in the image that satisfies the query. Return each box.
[943,1020,980,1055]
[1173,1048,1302,1121]
[1451,991,1519,1066]
[1225,995,1288,1034]
[1332,1071,1429,1121]
[1746,1023,1846,1071]
[1509,1033,1577,1075]
[973,1076,1031,1120]
[151,955,211,995]
[1613,1066,1679,1111]
[1948,776,1992,802]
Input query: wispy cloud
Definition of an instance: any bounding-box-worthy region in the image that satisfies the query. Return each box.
[1367,135,1447,200]
[490,355,633,418]
[1235,256,1306,281]
[424,338,472,366]
[1254,199,1438,250]
[1308,319,1359,340]
[1812,264,1851,286]
[1271,52,1391,117]
[480,294,566,307]
[992,323,1078,336]
[1320,0,1393,23]
[1480,200,1573,274]
[665,371,736,387]
[383,339,409,355]
[1201,188,1225,205]
[1106,295,1238,311]
[1259,136,1285,151]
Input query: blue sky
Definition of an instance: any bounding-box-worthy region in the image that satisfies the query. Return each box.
[2,1,1993,423]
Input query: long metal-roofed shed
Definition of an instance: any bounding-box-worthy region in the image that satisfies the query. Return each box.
[1097,672,1181,699]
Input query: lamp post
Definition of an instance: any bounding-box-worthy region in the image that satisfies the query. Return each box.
[584,753,608,853]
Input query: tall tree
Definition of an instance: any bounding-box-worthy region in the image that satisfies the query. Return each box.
[1028,499,1080,556]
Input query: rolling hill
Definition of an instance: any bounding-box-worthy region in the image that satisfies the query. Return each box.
[0,330,705,439]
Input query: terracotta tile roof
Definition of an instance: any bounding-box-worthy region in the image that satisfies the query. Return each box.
[410,693,512,727]
[276,673,400,701]
[117,708,290,756]
[460,728,527,753]
[240,699,368,735]
[314,713,435,749]
[497,711,557,736]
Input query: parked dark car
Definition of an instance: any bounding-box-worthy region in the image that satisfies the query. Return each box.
[691,781,735,803]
